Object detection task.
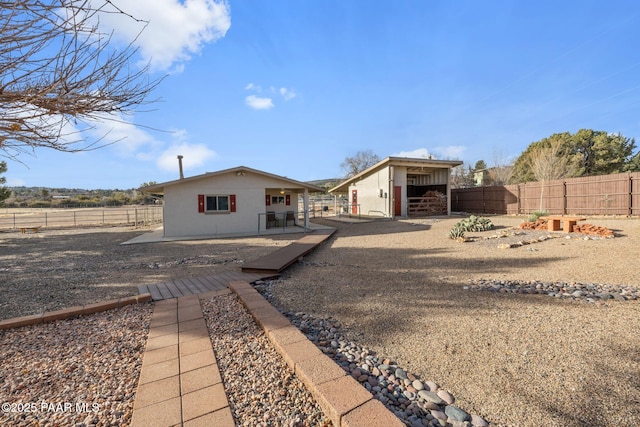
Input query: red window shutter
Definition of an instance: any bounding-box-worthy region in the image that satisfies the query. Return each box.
[198,194,205,213]
[230,194,236,212]
[285,194,291,206]
[265,194,271,206]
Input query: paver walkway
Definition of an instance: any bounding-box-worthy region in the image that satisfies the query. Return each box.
[241,229,335,274]
[131,290,235,427]
[138,271,271,301]
[130,228,394,427]
[139,229,336,301]
[131,283,403,427]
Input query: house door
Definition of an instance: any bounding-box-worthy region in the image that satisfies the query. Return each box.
[394,186,402,216]
[351,190,358,214]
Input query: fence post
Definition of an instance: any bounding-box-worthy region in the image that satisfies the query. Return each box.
[629,173,633,216]
[45,212,48,227]
[563,181,567,215]
[517,184,522,215]
[482,186,486,213]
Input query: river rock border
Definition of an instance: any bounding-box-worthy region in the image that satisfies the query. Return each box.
[464,279,640,302]
[255,280,490,427]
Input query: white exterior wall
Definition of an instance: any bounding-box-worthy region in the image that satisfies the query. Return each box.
[264,192,300,216]
[348,167,391,217]
[163,172,302,237]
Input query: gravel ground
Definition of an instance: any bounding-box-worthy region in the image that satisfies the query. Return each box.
[1,216,639,427]
[0,225,296,320]
[270,216,640,427]
[0,303,152,426]
[201,293,331,427]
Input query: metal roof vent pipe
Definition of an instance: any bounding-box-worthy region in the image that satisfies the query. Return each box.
[177,155,184,180]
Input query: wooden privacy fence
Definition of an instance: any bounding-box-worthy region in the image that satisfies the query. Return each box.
[451,172,640,216]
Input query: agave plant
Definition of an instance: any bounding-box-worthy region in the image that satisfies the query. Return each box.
[448,226,466,240]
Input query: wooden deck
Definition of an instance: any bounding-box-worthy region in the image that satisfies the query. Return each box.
[241,229,335,274]
[139,228,335,301]
[138,271,274,301]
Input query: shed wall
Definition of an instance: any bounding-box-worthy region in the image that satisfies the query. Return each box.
[349,167,391,216]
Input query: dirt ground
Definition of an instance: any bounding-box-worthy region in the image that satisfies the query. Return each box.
[1,215,638,426]
[0,225,296,320]
[271,215,640,427]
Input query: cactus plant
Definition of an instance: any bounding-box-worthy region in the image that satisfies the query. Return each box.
[448,226,466,240]
[454,215,494,232]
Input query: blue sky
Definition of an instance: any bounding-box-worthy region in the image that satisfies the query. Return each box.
[6,0,640,189]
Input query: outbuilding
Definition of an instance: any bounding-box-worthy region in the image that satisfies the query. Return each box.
[140,166,324,238]
[329,156,463,218]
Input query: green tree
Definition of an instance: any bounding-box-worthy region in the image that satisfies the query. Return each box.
[473,160,487,171]
[510,129,637,183]
[0,162,12,204]
[572,129,636,176]
[626,152,640,172]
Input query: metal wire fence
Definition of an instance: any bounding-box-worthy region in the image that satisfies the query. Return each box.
[0,206,163,230]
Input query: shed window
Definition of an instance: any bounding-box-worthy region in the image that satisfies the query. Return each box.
[206,195,229,212]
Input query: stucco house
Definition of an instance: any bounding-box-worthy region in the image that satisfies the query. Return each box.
[329,157,463,218]
[140,166,324,238]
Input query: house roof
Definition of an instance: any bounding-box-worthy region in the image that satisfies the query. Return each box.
[139,165,326,194]
[329,156,463,193]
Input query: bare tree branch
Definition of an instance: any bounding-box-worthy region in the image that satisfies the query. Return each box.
[0,0,164,159]
[340,150,380,178]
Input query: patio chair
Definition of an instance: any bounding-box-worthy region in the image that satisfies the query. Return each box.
[285,211,295,226]
[266,211,277,229]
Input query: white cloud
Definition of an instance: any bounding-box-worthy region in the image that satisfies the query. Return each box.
[434,145,466,159]
[85,114,158,155]
[244,83,298,107]
[279,87,297,101]
[244,83,262,92]
[392,148,435,159]
[157,142,218,172]
[245,95,274,110]
[95,0,231,72]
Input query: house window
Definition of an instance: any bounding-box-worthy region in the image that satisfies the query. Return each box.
[271,195,285,205]
[206,195,230,212]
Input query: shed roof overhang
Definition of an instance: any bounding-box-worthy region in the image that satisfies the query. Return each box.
[329,157,463,193]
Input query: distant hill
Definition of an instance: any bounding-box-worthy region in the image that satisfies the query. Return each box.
[306,178,343,190]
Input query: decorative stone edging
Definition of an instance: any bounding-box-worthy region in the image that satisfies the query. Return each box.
[254,280,491,427]
[464,279,640,302]
[0,294,152,330]
[229,280,405,427]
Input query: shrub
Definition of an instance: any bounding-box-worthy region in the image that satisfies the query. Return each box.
[453,215,494,232]
[527,210,548,222]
